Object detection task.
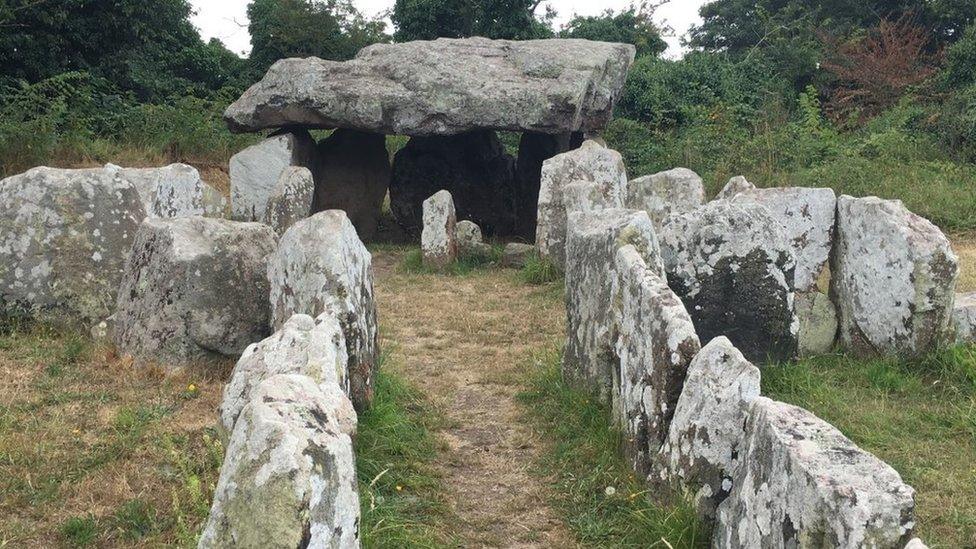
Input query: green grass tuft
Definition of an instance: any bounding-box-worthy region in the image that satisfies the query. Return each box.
[356,359,454,548]
[60,515,99,547]
[519,253,561,286]
[518,348,706,548]
[400,246,502,277]
[112,499,157,540]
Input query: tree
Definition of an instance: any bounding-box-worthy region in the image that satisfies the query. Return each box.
[248,0,389,72]
[560,5,668,58]
[390,0,553,42]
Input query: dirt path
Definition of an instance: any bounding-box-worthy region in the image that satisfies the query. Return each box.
[372,250,576,548]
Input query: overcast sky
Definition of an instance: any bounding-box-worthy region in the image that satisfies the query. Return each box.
[189,0,709,58]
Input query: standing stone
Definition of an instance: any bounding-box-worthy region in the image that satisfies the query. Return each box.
[390,130,516,236]
[311,128,390,242]
[562,180,616,216]
[714,398,917,548]
[0,167,146,324]
[268,210,378,411]
[732,187,838,355]
[514,131,583,238]
[199,374,360,549]
[715,175,755,200]
[658,337,761,519]
[832,196,958,357]
[625,168,705,230]
[421,191,459,268]
[660,200,799,363]
[115,217,276,367]
[263,166,314,236]
[953,292,976,344]
[501,242,536,269]
[218,313,354,442]
[105,163,226,219]
[563,208,663,403]
[536,141,627,269]
[230,131,315,221]
[455,219,491,257]
[613,245,700,476]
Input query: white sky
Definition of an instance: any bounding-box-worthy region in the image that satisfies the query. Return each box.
[189,0,709,58]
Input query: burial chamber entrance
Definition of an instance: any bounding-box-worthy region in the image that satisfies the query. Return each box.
[223,37,636,242]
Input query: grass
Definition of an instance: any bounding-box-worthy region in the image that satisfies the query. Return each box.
[400,246,503,276]
[519,253,562,286]
[355,357,454,548]
[0,324,227,547]
[763,346,976,548]
[518,348,707,548]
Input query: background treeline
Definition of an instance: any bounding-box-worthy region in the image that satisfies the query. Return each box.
[2,0,975,230]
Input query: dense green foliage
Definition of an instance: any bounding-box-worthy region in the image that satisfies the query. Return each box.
[559,8,667,58]
[391,0,553,42]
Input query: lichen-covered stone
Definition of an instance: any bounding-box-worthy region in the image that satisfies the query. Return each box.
[832,196,958,356]
[953,292,976,344]
[501,242,536,269]
[114,217,276,367]
[218,313,354,442]
[796,290,839,356]
[263,166,314,236]
[0,167,146,324]
[230,131,315,221]
[536,141,627,269]
[659,337,761,519]
[612,245,700,476]
[562,180,615,216]
[715,175,755,200]
[421,190,458,268]
[514,132,583,238]
[268,210,378,411]
[199,374,360,549]
[106,163,226,219]
[625,168,705,230]
[714,398,917,548]
[563,208,663,403]
[660,200,798,362]
[455,220,483,253]
[225,37,635,136]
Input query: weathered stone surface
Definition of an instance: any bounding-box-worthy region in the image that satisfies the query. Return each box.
[796,290,839,356]
[562,180,615,216]
[715,175,755,200]
[536,141,627,269]
[225,37,636,136]
[612,245,700,476]
[390,130,516,236]
[659,337,761,519]
[714,398,917,548]
[268,210,378,411]
[219,313,355,442]
[421,191,458,268]
[832,196,958,356]
[501,242,536,269]
[199,374,359,549]
[625,168,705,230]
[953,292,976,344]
[564,208,663,403]
[106,163,226,219]
[0,167,146,324]
[905,538,929,549]
[514,131,583,238]
[311,128,390,241]
[660,200,798,362]
[115,217,276,366]
[230,131,315,221]
[263,166,314,236]
[455,219,489,257]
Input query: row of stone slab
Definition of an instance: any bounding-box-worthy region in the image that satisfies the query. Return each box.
[564,208,927,548]
[536,141,961,361]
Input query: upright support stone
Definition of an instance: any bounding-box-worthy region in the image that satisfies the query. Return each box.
[625,168,705,230]
[230,130,315,221]
[105,163,226,219]
[953,292,976,344]
[312,128,390,242]
[714,398,917,548]
[832,196,958,357]
[536,141,627,269]
[658,337,761,520]
[563,208,663,403]
[613,245,700,476]
[715,175,755,200]
[114,217,277,367]
[267,210,379,411]
[421,190,459,268]
[514,131,583,238]
[263,166,314,236]
[660,200,799,363]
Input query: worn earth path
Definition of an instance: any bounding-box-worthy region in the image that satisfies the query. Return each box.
[372,250,576,548]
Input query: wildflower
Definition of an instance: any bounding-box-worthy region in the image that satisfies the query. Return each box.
[72,428,81,435]
[395,485,403,492]
[188,383,197,392]
[604,486,616,497]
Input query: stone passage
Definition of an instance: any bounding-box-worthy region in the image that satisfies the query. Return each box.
[225,38,636,240]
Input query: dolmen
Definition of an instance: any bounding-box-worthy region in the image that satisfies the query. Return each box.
[223,38,636,241]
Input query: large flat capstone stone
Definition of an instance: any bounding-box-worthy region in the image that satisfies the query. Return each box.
[225,38,636,136]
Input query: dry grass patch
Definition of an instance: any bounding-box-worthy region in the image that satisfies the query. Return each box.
[0,325,227,548]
